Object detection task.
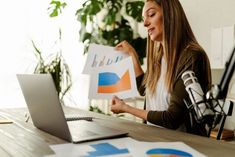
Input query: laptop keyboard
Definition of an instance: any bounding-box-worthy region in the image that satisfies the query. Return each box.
[66,116,93,121]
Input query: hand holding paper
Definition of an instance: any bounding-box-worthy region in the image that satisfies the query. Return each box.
[115,41,143,77]
[83,44,138,99]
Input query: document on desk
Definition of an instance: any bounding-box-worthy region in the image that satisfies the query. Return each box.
[45,137,206,157]
[126,141,207,157]
[45,137,136,157]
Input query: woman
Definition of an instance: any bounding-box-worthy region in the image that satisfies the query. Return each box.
[111,0,212,136]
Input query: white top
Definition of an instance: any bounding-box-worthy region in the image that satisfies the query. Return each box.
[146,58,169,111]
[146,58,169,125]
[145,58,186,131]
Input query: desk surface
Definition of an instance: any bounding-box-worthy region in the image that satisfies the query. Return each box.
[0,107,235,157]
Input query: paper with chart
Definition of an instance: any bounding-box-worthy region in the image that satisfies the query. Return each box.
[127,141,206,157]
[82,44,128,74]
[45,137,206,157]
[45,137,136,157]
[89,57,138,99]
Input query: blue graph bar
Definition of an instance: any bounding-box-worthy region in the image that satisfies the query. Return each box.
[98,72,120,86]
[84,143,129,157]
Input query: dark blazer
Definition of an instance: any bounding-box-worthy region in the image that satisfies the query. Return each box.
[136,49,211,136]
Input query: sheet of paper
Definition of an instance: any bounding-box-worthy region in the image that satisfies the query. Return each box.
[83,44,128,74]
[88,57,138,99]
[45,137,136,157]
[127,141,206,157]
[45,138,206,157]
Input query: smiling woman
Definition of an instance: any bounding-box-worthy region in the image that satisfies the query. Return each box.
[0,0,88,109]
[111,0,212,137]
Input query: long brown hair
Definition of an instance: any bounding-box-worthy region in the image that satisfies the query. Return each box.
[143,0,211,96]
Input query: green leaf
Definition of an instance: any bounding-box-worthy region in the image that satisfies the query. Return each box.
[103,0,122,25]
[79,24,92,43]
[48,0,67,17]
[76,8,87,24]
[104,13,116,25]
[126,1,144,22]
[31,30,72,102]
[31,40,44,63]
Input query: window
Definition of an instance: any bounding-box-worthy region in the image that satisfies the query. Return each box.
[0,0,89,109]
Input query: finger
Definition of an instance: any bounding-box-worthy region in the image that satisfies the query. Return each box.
[111,106,118,113]
[111,98,116,105]
[112,95,118,105]
[115,45,123,51]
[114,96,122,102]
[113,95,118,100]
[115,41,123,47]
[115,40,127,49]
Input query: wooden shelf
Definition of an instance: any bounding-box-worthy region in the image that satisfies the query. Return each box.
[210,129,234,140]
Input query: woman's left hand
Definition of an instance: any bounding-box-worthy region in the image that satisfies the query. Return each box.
[111,96,129,114]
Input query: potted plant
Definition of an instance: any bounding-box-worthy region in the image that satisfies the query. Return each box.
[48,0,147,64]
[32,30,72,103]
[47,0,146,115]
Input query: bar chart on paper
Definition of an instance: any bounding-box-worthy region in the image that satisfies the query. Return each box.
[84,143,193,157]
[98,70,131,93]
[82,44,128,74]
[48,138,203,157]
[84,143,130,157]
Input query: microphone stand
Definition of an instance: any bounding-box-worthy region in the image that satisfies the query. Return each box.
[216,105,231,140]
[206,46,235,140]
[206,95,233,140]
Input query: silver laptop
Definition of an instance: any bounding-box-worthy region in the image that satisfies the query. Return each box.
[17,74,128,143]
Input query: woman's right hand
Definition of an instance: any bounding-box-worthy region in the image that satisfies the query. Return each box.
[111,96,129,114]
[111,95,148,120]
[115,41,143,77]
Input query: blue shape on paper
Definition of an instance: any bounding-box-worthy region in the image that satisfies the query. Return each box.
[98,72,120,86]
[146,148,192,156]
[84,143,129,157]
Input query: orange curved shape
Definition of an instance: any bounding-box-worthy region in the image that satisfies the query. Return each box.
[98,70,131,93]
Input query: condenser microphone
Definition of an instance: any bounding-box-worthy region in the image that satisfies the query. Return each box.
[181,71,214,123]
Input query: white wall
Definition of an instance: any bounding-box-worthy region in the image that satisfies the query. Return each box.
[0,0,90,109]
[180,0,235,64]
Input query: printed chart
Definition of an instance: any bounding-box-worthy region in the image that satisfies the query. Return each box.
[146,148,192,157]
[47,138,206,157]
[89,57,138,99]
[98,70,131,93]
[84,143,129,157]
[83,44,128,74]
[84,143,193,157]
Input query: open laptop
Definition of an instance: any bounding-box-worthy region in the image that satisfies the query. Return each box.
[17,74,128,143]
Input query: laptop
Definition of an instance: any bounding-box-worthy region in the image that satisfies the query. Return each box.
[17,74,128,143]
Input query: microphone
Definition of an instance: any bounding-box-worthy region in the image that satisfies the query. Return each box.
[181,71,214,124]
